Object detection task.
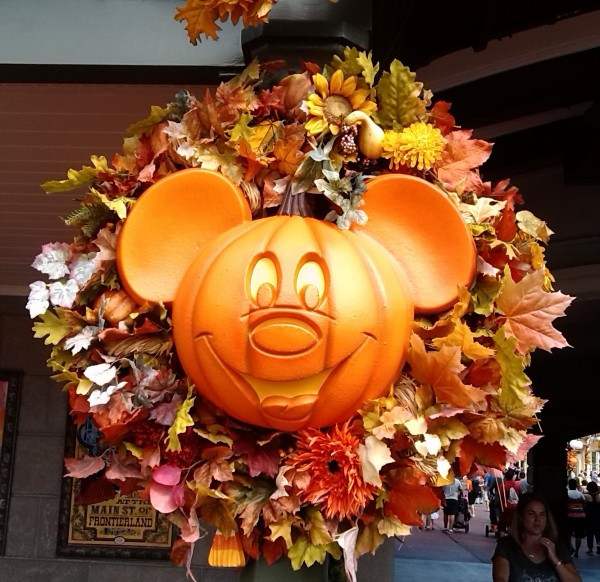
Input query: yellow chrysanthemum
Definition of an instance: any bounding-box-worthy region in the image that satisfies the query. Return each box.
[382,122,446,171]
[305,69,377,136]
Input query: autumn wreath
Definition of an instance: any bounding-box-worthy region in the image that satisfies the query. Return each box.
[29,49,572,578]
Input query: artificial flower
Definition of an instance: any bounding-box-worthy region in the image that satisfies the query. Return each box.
[289,423,376,520]
[305,69,376,136]
[382,122,445,171]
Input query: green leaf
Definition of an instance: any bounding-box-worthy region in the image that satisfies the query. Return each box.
[63,201,114,238]
[304,507,334,545]
[41,156,109,193]
[471,276,503,316]
[33,310,72,345]
[126,105,171,136]
[228,112,254,143]
[373,60,426,129]
[516,210,554,243]
[167,386,195,452]
[330,46,364,78]
[494,328,532,412]
[288,536,341,570]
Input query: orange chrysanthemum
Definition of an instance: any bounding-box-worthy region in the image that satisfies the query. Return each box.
[288,423,376,520]
[305,69,377,136]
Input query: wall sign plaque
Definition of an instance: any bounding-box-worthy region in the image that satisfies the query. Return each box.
[58,419,174,559]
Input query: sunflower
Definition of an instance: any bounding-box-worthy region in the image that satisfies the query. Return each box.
[305,70,377,136]
[288,423,376,520]
[382,122,446,171]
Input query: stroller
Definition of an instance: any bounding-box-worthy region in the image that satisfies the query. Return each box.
[453,492,471,533]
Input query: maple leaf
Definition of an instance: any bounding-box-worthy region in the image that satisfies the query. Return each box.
[431,321,495,361]
[467,417,505,444]
[305,507,334,546]
[288,536,340,570]
[193,446,234,486]
[377,515,411,537]
[435,130,492,194]
[427,417,470,448]
[356,519,385,557]
[267,515,298,549]
[385,466,440,526]
[458,436,506,476]
[105,453,142,481]
[429,101,456,135]
[33,310,72,345]
[493,329,532,413]
[516,210,554,243]
[407,334,486,408]
[64,454,105,478]
[195,144,244,184]
[262,537,287,565]
[274,127,306,175]
[170,538,192,567]
[232,437,279,478]
[174,1,220,44]
[357,436,394,487]
[496,269,573,354]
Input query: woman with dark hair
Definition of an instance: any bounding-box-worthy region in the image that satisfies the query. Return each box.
[492,493,581,581]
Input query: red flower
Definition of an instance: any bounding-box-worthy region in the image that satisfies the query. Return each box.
[288,423,376,520]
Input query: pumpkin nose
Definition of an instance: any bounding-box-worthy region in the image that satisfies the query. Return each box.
[250,318,318,355]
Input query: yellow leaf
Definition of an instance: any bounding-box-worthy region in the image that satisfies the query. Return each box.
[305,507,334,546]
[33,310,72,345]
[288,536,340,570]
[468,417,504,444]
[267,515,298,549]
[494,328,531,413]
[460,197,506,224]
[93,189,132,220]
[167,387,195,452]
[377,515,411,537]
[228,112,254,143]
[432,321,495,360]
[193,427,233,447]
[195,144,244,184]
[516,210,554,243]
[127,105,171,135]
[356,50,380,87]
[41,156,108,193]
[124,441,143,459]
[356,520,385,557]
[428,418,470,448]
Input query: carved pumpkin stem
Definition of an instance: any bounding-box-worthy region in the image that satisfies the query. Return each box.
[277,185,313,218]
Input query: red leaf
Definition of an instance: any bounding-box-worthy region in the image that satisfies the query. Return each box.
[262,537,286,565]
[385,466,440,526]
[233,437,279,478]
[242,529,261,561]
[170,538,192,567]
[429,101,456,136]
[459,436,506,476]
[75,475,116,505]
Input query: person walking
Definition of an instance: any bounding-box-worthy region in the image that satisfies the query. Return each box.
[442,476,462,533]
[584,480,600,555]
[566,478,586,557]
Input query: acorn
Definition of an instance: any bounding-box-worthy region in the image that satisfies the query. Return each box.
[343,110,384,159]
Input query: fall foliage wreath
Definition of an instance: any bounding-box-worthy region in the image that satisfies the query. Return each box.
[29,49,572,578]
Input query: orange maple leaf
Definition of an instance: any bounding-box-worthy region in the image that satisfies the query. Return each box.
[429,101,456,136]
[496,269,574,354]
[385,466,440,526]
[407,334,487,409]
[435,129,492,194]
[459,436,506,476]
[274,125,305,175]
[175,1,221,44]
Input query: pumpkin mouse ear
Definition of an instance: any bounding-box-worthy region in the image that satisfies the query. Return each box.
[351,174,476,313]
[117,168,251,304]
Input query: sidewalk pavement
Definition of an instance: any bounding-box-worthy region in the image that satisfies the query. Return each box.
[393,504,600,581]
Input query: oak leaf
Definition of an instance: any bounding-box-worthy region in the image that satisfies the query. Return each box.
[407,334,486,408]
[435,130,492,194]
[33,310,72,345]
[497,269,573,354]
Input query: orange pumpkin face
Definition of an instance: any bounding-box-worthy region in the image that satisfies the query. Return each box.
[117,169,476,431]
[172,215,413,430]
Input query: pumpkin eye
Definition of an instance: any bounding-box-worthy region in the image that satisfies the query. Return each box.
[249,256,279,306]
[296,260,326,309]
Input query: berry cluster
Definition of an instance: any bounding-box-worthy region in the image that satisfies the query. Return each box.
[339,124,359,156]
[129,420,163,448]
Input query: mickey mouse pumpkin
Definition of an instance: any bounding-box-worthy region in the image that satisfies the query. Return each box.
[117,169,475,431]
